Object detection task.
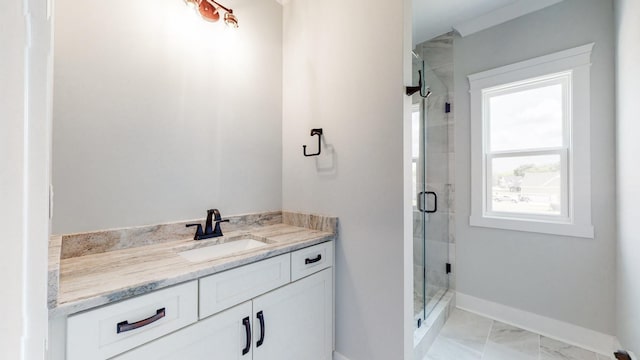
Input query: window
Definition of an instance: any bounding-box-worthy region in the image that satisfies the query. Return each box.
[485,73,569,219]
[469,44,594,238]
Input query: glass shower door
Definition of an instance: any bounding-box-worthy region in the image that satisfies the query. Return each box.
[412,54,450,325]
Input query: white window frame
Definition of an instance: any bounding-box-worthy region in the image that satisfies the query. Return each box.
[469,44,594,238]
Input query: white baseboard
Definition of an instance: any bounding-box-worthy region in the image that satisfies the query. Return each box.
[456,292,618,356]
[333,351,351,360]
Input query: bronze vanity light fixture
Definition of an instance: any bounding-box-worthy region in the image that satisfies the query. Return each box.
[184,0,239,28]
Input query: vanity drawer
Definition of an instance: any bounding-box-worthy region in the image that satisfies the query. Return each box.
[291,241,333,281]
[66,281,198,360]
[199,253,291,319]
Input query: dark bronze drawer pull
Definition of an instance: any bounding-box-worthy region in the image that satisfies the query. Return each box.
[116,308,166,334]
[305,254,322,265]
[242,317,251,355]
[256,311,265,347]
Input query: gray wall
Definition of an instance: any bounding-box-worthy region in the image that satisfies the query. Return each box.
[454,0,616,334]
[615,0,640,353]
[282,0,413,357]
[53,0,283,233]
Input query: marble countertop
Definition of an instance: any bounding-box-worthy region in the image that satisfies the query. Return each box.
[49,211,337,317]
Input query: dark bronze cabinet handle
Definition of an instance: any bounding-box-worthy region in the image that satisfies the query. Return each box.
[116,308,166,334]
[305,254,322,265]
[242,317,251,355]
[256,311,265,347]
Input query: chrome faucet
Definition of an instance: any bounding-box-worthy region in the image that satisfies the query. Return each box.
[186,209,230,240]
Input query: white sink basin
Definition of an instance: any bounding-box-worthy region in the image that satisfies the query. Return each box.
[178,238,268,262]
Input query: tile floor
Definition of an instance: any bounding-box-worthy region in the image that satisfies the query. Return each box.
[424,309,613,360]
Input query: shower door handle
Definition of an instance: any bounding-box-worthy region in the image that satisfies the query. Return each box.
[417,191,426,212]
[417,191,437,213]
[425,191,437,213]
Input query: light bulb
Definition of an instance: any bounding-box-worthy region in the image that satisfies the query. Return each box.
[224,12,238,28]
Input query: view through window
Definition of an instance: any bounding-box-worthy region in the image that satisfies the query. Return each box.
[484,73,569,218]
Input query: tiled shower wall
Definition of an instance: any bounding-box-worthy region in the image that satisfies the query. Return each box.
[413,32,455,315]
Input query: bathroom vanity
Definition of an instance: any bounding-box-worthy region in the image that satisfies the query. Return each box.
[47,211,336,360]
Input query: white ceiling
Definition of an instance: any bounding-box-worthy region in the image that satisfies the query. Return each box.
[412,0,563,46]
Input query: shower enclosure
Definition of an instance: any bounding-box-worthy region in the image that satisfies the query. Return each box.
[411,38,452,326]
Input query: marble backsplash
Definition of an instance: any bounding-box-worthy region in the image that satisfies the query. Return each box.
[283,211,338,234]
[56,211,337,260]
[58,211,282,259]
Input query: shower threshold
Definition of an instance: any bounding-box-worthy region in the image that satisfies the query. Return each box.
[413,290,455,359]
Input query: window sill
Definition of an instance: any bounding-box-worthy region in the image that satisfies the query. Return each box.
[469,215,594,238]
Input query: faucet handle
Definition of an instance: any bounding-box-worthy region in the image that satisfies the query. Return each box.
[186,223,204,239]
[212,218,230,237]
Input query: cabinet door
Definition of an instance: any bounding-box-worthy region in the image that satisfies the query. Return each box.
[252,269,333,360]
[113,301,253,360]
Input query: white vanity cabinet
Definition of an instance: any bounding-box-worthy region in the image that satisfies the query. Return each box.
[112,301,254,360]
[113,269,332,360]
[58,241,334,360]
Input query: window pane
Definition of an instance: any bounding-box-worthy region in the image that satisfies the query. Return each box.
[488,83,563,152]
[490,154,562,216]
